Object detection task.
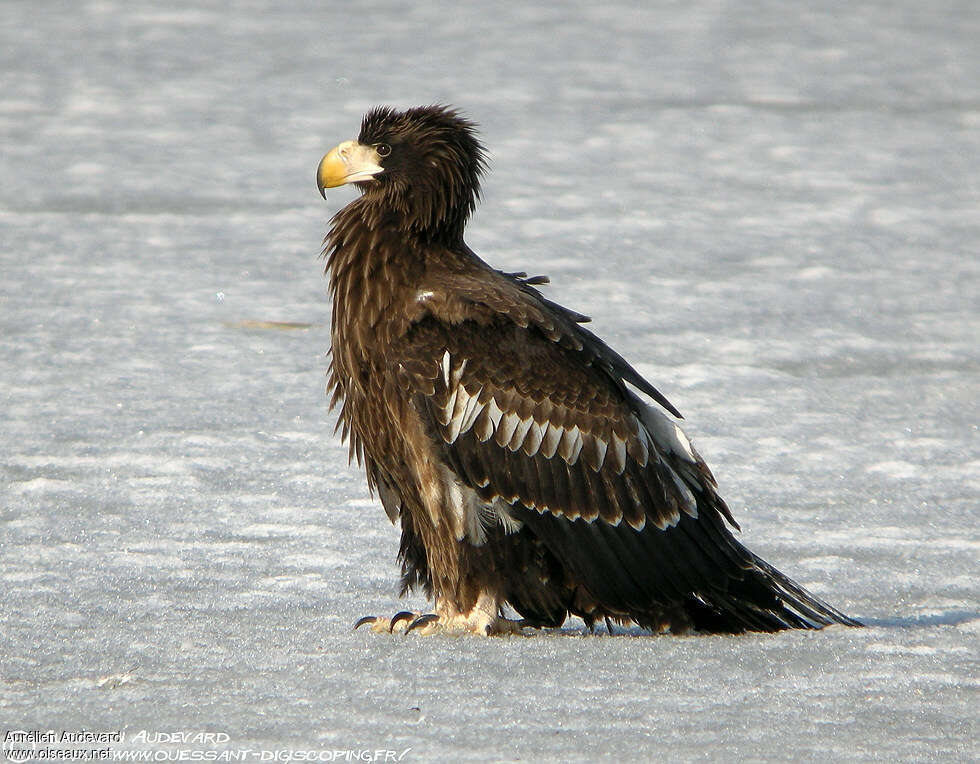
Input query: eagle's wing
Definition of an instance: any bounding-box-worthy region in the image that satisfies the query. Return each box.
[392,290,855,632]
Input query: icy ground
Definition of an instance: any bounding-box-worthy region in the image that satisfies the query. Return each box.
[1,1,977,761]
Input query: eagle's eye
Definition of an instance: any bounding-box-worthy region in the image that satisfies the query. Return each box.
[376,143,391,157]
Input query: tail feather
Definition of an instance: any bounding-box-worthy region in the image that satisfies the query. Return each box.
[749,553,862,628]
[685,553,862,633]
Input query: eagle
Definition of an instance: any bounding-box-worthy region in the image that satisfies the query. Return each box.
[315,105,860,636]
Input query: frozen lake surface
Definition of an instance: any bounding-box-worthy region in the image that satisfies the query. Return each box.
[1,1,977,760]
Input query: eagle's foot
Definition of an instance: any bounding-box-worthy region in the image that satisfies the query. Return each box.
[352,611,422,633]
[403,611,531,636]
[432,615,531,637]
[353,593,533,636]
[423,592,533,636]
[352,610,527,636]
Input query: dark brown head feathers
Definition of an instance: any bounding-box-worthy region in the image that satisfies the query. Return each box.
[355,105,487,243]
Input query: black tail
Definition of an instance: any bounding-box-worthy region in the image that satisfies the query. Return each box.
[684,552,862,634]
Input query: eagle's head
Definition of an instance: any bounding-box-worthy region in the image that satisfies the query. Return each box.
[317,105,487,243]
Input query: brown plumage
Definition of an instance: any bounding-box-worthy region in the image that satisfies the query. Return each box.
[315,105,860,635]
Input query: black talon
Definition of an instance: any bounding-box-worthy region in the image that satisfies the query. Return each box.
[406,614,440,634]
[389,611,416,632]
[353,616,378,630]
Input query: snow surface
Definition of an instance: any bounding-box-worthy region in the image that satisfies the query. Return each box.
[1,0,977,760]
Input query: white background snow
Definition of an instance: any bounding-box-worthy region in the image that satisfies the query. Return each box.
[1,1,977,760]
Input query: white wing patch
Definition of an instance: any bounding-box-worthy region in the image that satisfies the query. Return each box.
[638,403,697,464]
[438,464,522,545]
[440,350,451,387]
[539,422,563,458]
[557,425,584,464]
[431,352,701,529]
[636,402,700,519]
[436,355,638,475]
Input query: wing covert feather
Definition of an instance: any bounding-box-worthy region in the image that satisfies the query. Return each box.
[393,317,708,535]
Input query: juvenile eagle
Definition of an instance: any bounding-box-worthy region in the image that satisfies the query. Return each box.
[316,105,859,635]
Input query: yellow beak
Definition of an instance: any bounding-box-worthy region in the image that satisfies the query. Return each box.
[316,140,384,198]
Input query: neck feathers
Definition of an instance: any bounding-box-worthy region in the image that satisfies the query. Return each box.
[323,198,426,358]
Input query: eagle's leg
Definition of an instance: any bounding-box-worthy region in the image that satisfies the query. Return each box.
[352,593,531,636]
[407,592,529,636]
